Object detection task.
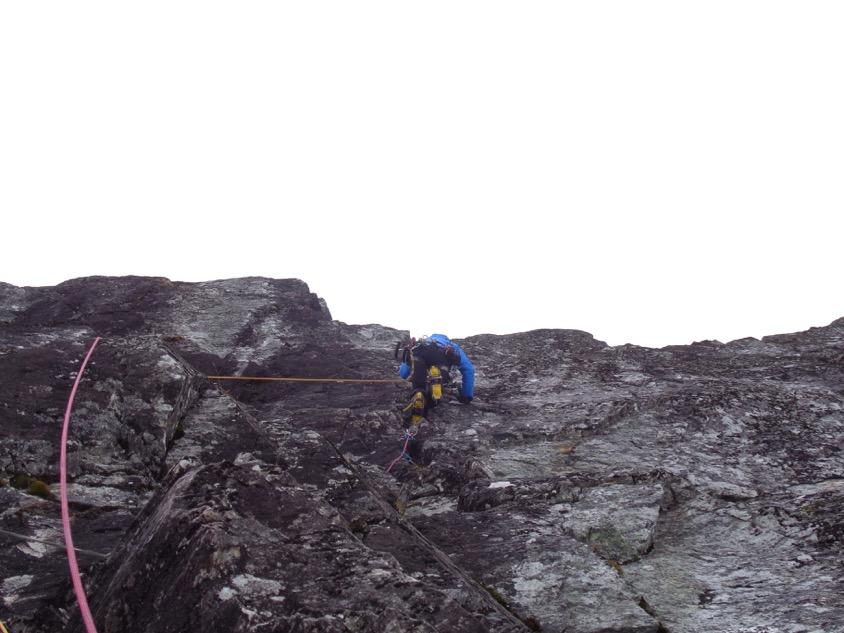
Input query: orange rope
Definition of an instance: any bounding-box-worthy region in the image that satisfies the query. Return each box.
[207,375,406,384]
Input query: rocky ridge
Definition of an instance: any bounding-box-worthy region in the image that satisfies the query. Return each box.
[1,277,842,633]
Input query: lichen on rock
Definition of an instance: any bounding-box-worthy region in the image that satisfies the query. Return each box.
[0,276,842,633]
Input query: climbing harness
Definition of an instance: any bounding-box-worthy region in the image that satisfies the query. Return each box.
[394,338,415,364]
[60,337,101,633]
[386,427,418,473]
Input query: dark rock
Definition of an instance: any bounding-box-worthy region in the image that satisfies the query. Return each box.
[2,277,843,633]
[71,461,498,633]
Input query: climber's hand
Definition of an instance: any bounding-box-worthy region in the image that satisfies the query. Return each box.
[458,393,472,405]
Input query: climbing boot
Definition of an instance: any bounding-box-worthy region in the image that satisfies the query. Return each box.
[401,390,426,427]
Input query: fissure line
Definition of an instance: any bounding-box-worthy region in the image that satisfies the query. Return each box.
[0,528,108,560]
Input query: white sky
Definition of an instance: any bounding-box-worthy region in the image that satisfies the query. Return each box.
[1,2,842,348]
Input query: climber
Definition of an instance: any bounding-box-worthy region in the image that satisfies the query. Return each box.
[395,334,474,424]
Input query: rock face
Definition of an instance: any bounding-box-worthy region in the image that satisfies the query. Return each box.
[1,276,842,633]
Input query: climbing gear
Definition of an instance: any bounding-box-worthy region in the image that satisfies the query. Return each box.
[427,365,443,403]
[387,427,417,472]
[440,368,452,385]
[207,375,405,384]
[394,337,415,364]
[402,390,426,426]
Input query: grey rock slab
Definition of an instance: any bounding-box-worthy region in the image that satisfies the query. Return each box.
[624,492,844,632]
[413,502,660,633]
[561,483,666,563]
[60,483,140,509]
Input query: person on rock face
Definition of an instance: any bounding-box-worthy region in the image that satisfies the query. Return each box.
[395,334,475,423]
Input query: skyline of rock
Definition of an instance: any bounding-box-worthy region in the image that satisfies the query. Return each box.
[2,276,842,632]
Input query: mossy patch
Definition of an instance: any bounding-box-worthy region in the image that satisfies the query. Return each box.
[10,473,54,499]
[480,583,542,631]
[588,525,638,564]
[393,498,407,515]
[11,473,33,489]
[27,479,54,499]
[483,584,512,610]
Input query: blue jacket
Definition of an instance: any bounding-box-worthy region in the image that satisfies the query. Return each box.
[398,334,475,398]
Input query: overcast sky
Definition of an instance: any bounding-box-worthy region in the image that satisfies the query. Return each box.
[2,2,841,348]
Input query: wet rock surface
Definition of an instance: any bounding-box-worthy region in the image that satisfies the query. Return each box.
[1,276,843,632]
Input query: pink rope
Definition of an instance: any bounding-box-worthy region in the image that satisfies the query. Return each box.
[386,429,416,473]
[60,336,101,633]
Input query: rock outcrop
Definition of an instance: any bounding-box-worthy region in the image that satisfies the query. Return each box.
[1,277,842,632]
